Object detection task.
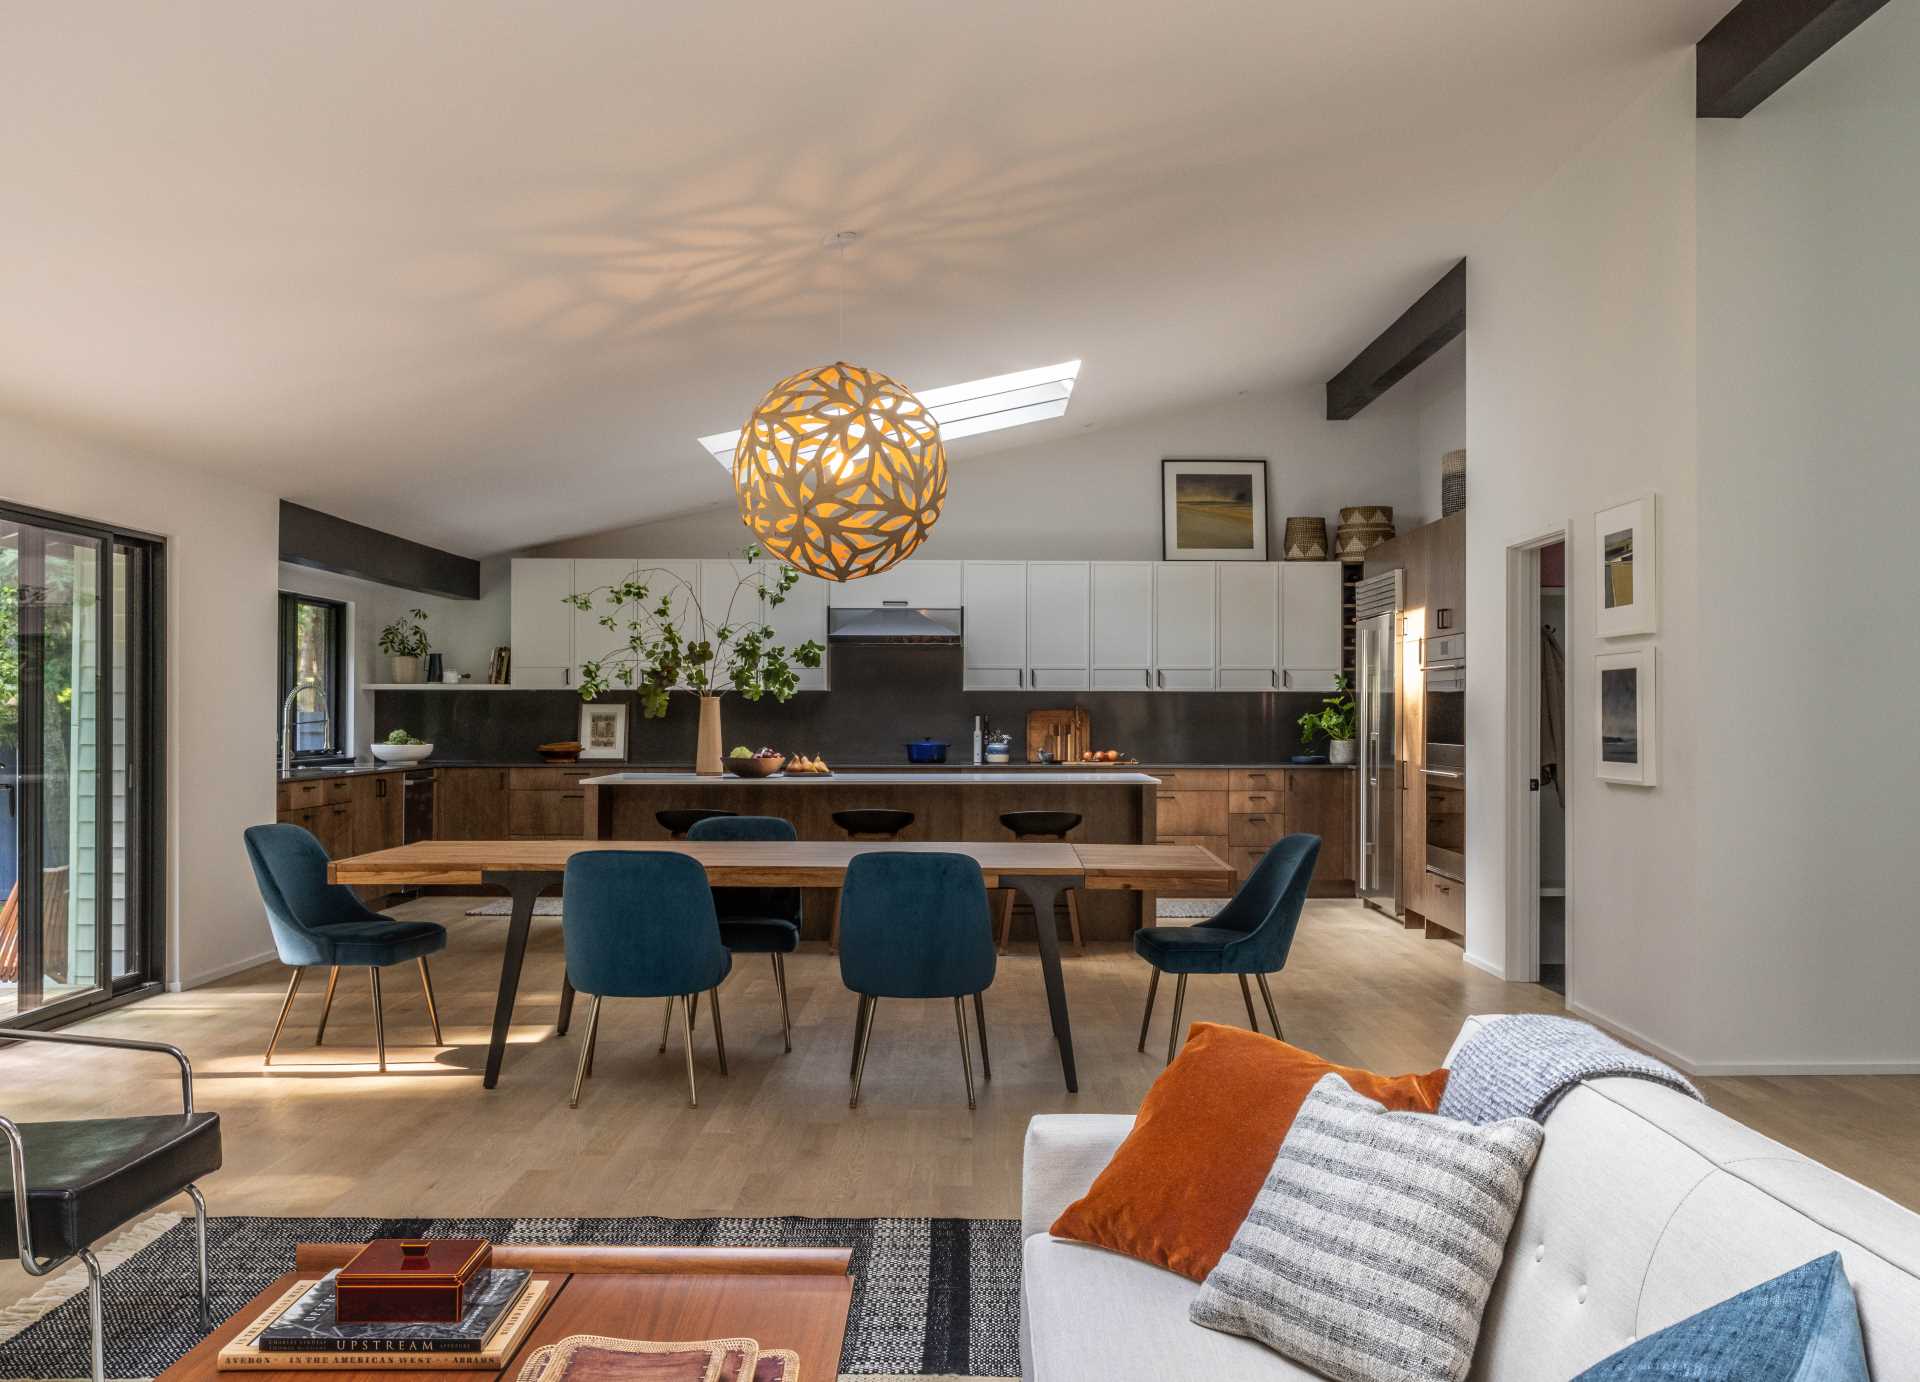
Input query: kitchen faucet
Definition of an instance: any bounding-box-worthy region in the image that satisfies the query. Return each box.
[280,678,331,775]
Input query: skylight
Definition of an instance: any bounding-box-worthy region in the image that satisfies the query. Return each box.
[697,359,1081,466]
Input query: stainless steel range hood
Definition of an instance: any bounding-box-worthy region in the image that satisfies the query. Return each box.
[827,604,964,645]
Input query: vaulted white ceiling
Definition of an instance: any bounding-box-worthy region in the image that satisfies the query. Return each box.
[2,1,1727,555]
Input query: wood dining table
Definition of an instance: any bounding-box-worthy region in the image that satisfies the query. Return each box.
[329,839,1233,1094]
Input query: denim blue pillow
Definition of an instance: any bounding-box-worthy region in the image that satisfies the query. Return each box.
[1576,1253,1868,1381]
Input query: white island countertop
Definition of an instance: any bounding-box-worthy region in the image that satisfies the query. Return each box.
[579,770,1161,787]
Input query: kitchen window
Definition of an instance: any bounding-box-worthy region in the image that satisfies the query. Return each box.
[279,592,346,761]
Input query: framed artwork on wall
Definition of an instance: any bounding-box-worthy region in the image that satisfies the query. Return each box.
[578,700,629,760]
[1594,494,1658,637]
[1162,458,1269,560]
[1595,647,1657,786]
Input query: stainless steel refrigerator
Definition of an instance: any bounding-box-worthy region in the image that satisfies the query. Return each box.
[1354,570,1402,916]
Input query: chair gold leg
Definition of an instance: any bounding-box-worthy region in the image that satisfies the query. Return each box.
[709,985,728,1076]
[265,967,304,1067]
[689,990,699,1034]
[1137,967,1160,1052]
[973,991,990,1081]
[1166,973,1188,1065]
[1238,973,1259,1031]
[1066,887,1085,956]
[659,997,675,1053]
[954,996,977,1110]
[419,957,443,1044]
[680,994,700,1107]
[850,996,877,1108]
[772,954,792,1053]
[314,966,340,1045]
[1256,973,1284,1042]
[997,889,1015,952]
[369,966,386,1073]
[569,994,602,1108]
[850,995,869,1080]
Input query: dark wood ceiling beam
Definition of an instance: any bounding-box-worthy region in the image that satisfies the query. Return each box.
[1697,0,1891,118]
[1324,259,1465,421]
[280,501,481,600]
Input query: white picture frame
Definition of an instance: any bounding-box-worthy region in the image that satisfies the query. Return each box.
[578,701,629,761]
[1595,647,1657,786]
[1594,494,1657,638]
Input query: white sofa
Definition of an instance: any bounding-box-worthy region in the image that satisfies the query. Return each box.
[1020,1016,1920,1381]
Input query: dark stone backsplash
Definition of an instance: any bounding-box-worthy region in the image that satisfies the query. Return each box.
[375,645,1334,765]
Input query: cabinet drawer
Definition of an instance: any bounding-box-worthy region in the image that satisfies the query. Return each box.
[1149,769,1230,793]
[1228,786,1282,814]
[509,788,585,838]
[1228,843,1271,881]
[1422,871,1464,935]
[509,766,597,790]
[326,776,357,802]
[1229,768,1283,793]
[280,780,325,811]
[1229,811,1286,847]
[1153,789,1228,837]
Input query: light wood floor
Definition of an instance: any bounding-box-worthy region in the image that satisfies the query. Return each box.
[5,896,1917,1308]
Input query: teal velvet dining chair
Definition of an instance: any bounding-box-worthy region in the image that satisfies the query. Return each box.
[837,852,995,1110]
[1134,832,1320,1063]
[563,850,733,1109]
[686,814,802,1052]
[242,823,447,1072]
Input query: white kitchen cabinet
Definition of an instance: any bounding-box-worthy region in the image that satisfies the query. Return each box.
[570,558,638,682]
[1215,563,1281,690]
[631,559,702,687]
[509,559,577,687]
[1090,561,1154,690]
[1152,562,1217,690]
[824,558,962,609]
[961,561,1028,690]
[1026,562,1091,690]
[1281,561,1344,690]
[698,559,830,691]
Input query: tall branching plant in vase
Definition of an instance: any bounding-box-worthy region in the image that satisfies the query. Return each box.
[567,547,825,774]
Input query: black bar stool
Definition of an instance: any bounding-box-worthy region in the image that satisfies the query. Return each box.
[657,808,737,840]
[829,809,916,952]
[997,810,1085,955]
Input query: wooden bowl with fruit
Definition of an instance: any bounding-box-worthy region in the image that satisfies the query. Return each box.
[725,745,787,777]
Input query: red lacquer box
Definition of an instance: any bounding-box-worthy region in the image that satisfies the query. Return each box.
[334,1238,492,1324]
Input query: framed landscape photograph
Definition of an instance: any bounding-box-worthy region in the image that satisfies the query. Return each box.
[1594,493,1658,637]
[1162,458,1269,560]
[578,700,629,760]
[1596,647,1657,786]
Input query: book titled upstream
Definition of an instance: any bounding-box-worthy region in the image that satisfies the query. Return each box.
[257,1269,531,1353]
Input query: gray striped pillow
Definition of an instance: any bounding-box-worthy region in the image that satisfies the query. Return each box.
[1189,1072,1545,1382]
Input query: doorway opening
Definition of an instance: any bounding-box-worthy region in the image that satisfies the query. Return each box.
[1503,529,1570,992]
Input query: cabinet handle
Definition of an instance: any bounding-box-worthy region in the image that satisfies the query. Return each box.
[1156,792,1178,801]
[331,805,348,815]
[561,793,584,801]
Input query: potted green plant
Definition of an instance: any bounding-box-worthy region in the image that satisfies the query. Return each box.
[567,548,824,775]
[1297,674,1358,765]
[378,607,431,683]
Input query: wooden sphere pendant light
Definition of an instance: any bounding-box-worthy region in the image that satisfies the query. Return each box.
[731,359,948,583]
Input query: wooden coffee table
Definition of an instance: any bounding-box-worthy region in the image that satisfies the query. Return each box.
[158,1245,854,1382]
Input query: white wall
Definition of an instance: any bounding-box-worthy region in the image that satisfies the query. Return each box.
[1463,54,1705,1059]
[1401,336,1467,521]
[0,413,282,989]
[1692,0,1920,1071]
[528,378,1440,561]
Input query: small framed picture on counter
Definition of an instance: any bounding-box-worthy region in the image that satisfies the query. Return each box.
[1595,647,1657,786]
[579,701,629,760]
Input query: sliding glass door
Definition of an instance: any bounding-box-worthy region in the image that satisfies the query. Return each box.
[1,503,164,1024]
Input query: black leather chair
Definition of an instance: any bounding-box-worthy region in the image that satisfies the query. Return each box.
[1,1030,219,1382]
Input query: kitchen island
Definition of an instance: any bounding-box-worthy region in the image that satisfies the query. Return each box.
[580,769,1164,940]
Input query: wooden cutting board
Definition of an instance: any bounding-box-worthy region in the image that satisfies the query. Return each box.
[1025,708,1091,764]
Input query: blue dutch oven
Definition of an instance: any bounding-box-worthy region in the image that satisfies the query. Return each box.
[905,738,951,764]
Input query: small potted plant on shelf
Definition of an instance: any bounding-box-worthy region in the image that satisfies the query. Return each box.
[567,547,824,775]
[378,608,431,683]
[1297,674,1358,765]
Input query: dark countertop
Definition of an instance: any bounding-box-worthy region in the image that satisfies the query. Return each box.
[280,758,1356,784]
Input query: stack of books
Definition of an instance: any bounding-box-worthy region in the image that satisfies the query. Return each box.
[217,1269,548,1370]
[514,1334,800,1382]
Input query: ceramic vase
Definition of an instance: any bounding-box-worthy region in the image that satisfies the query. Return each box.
[1328,738,1357,765]
[695,695,724,775]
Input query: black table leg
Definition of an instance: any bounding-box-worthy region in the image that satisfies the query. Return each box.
[1005,873,1082,1093]
[557,975,576,1037]
[479,869,563,1090]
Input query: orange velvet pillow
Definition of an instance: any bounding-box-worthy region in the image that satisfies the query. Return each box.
[1050,1022,1448,1281]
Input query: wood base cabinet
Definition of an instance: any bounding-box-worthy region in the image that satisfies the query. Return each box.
[276,770,406,904]
[1150,767,1356,897]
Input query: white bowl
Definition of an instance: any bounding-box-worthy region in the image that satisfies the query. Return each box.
[370,742,433,765]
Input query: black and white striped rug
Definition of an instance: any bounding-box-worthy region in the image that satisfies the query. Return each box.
[0,1215,1020,1381]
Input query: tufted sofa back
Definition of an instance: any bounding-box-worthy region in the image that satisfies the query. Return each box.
[1446,1018,1920,1379]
